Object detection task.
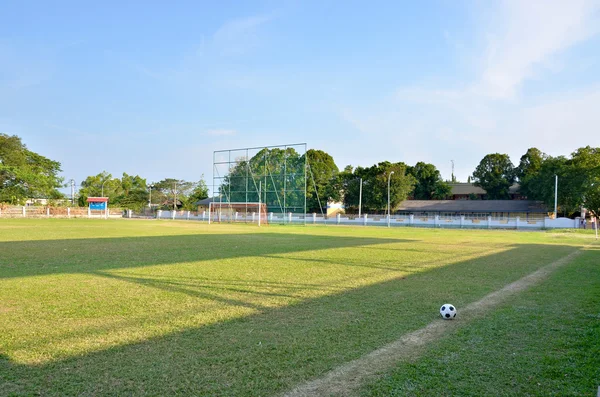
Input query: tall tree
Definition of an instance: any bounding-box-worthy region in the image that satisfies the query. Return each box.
[0,134,64,204]
[472,153,516,199]
[153,178,194,209]
[517,148,547,199]
[571,146,600,218]
[78,172,123,206]
[408,162,452,200]
[341,162,416,213]
[183,177,210,210]
[306,149,339,213]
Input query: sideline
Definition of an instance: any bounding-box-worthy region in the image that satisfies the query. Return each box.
[282,249,583,397]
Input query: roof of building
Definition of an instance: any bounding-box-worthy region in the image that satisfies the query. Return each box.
[449,183,521,195]
[195,197,215,205]
[86,197,109,202]
[396,200,547,213]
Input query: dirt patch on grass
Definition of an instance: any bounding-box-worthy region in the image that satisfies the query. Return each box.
[282,249,582,397]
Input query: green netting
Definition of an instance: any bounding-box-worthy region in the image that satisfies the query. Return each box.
[213,144,307,217]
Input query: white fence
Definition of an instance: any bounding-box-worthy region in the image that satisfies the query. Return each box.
[152,210,580,230]
[0,206,123,219]
[1,206,580,230]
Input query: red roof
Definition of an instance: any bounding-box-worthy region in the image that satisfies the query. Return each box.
[86,197,109,202]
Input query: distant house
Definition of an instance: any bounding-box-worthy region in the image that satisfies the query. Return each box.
[449,183,523,200]
[395,200,547,221]
[195,197,214,212]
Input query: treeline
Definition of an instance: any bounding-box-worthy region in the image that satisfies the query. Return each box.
[2,133,599,217]
[77,173,209,211]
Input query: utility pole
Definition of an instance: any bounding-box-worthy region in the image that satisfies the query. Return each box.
[358,177,363,217]
[554,175,558,218]
[70,179,75,205]
[173,182,177,211]
[451,160,455,182]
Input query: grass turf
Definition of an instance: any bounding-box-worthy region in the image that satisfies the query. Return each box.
[360,247,600,396]
[0,219,597,396]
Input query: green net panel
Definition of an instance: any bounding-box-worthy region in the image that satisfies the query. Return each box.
[212,144,307,223]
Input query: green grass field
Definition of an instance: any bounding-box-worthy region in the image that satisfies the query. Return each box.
[0,219,598,396]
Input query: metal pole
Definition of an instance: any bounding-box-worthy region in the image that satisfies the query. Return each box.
[148,185,152,208]
[258,181,262,227]
[101,180,108,197]
[174,182,177,211]
[387,171,394,227]
[358,177,363,217]
[554,175,558,218]
[70,179,75,205]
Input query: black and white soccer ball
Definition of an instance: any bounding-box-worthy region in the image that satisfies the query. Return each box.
[440,303,457,320]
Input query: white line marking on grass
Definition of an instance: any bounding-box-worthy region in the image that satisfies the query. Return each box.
[282,249,582,397]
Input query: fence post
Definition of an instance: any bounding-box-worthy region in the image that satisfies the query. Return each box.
[22,206,26,217]
[516,216,520,230]
[186,211,190,220]
[269,212,273,222]
[313,213,316,224]
[336,213,341,224]
[67,207,71,218]
[487,216,491,229]
[252,212,256,223]
[288,212,292,223]
[434,214,439,228]
[363,213,368,226]
[87,207,91,218]
[202,210,206,221]
[46,207,50,217]
[409,214,413,226]
[460,215,465,229]
[0,207,2,216]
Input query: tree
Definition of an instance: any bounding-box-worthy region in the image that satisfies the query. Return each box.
[114,173,149,211]
[182,177,210,210]
[472,154,516,199]
[153,178,194,210]
[306,149,339,213]
[571,146,600,218]
[340,162,416,213]
[516,148,547,200]
[77,172,123,206]
[0,134,64,204]
[408,162,452,200]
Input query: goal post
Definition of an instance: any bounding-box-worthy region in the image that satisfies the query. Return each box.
[208,202,268,225]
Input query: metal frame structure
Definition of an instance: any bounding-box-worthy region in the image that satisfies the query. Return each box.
[212,143,307,224]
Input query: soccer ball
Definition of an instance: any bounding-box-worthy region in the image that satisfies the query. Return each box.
[440,303,457,320]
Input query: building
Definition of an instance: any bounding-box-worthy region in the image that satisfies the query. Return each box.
[394,199,548,221]
[449,183,523,200]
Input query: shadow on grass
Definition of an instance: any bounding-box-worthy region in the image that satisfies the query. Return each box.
[0,233,409,279]
[0,242,582,396]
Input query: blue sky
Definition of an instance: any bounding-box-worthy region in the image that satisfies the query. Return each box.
[2,0,600,195]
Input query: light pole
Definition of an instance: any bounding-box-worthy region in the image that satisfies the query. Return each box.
[358,177,363,217]
[387,171,394,227]
[554,175,558,218]
[148,185,154,208]
[101,180,108,197]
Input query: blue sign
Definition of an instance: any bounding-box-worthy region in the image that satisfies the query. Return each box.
[90,202,107,210]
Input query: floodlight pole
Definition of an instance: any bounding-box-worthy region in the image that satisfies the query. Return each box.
[554,175,558,218]
[258,181,262,227]
[148,185,153,208]
[358,177,363,217]
[387,171,394,227]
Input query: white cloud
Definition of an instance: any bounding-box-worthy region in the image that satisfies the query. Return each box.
[474,0,600,99]
[213,14,274,56]
[339,0,600,180]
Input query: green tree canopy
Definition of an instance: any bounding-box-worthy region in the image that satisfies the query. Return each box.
[0,134,64,204]
[407,162,452,200]
[472,153,516,199]
[306,149,339,213]
[340,162,416,213]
